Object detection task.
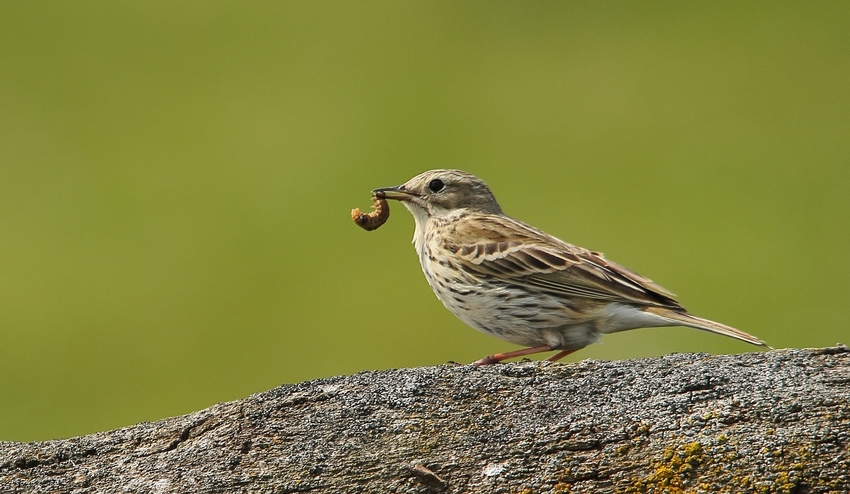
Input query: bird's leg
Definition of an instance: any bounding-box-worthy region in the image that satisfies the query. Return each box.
[472,345,555,366]
[545,349,577,362]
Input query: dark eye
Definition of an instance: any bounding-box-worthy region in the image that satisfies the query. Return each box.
[428,179,445,193]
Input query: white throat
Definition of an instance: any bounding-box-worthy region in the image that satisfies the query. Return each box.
[402,202,431,253]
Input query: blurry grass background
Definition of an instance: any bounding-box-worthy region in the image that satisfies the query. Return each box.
[1,2,848,441]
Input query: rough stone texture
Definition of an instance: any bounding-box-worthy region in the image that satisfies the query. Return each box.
[2,346,849,493]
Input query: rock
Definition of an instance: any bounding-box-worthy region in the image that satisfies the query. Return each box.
[2,346,849,493]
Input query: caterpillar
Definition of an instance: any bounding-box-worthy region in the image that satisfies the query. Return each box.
[351,192,389,231]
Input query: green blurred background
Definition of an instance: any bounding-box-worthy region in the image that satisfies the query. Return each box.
[1,2,848,441]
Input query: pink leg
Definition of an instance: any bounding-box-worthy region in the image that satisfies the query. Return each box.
[473,345,555,366]
[545,348,577,362]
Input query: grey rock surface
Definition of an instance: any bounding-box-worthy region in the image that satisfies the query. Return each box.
[2,346,849,493]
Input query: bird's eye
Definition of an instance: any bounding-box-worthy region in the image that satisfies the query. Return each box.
[428,179,445,193]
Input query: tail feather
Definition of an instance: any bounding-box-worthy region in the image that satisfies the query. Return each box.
[645,307,772,349]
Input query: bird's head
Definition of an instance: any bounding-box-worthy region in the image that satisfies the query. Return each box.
[373,170,502,226]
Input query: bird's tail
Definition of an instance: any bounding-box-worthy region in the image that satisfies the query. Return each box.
[644,307,772,349]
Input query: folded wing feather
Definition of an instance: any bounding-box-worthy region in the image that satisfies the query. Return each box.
[449,214,683,309]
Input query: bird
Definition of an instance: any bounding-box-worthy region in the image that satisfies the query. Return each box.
[372,169,770,365]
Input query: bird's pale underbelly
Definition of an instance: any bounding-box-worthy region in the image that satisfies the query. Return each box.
[418,246,602,350]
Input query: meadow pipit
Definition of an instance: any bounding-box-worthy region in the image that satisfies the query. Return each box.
[374,169,769,365]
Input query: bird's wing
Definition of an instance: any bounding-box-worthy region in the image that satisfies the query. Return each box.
[447,214,683,309]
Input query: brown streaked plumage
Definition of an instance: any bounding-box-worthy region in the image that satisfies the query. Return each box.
[374,169,770,365]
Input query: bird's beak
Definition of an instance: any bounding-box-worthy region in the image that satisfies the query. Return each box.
[372,185,416,201]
